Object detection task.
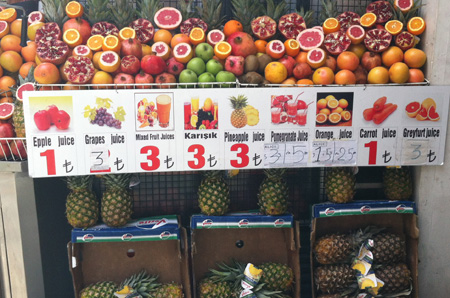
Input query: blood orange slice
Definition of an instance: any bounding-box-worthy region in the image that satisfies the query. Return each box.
[207,29,225,46]
[415,106,428,121]
[16,82,35,101]
[98,51,120,73]
[0,102,14,120]
[346,25,365,44]
[405,101,421,118]
[394,0,413,13]
[173,43,193,64]
[297,28,324,51]
[428,105,440,121]
[306,48,326,69]
[266,40,285,59]
[0,21,9,39]
[152,41,171,60]
[73,45,93,59]
[154,7,182,30]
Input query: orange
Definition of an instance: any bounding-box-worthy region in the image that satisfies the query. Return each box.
[34,63,60,84]
[10,19,21,37]
[91,71,113,89]
[92,51,103,69]
[171,33,190,48]
[98,51,120,73]
[327,98,339,109]
[214,41,232,60]
[265,62,287,84]
[27,22,45,41]
[367,66,389,84]
[341,110,351,121]
[296,79,313,85]
[0,76,15,96]
[337,51,359,71]
[118,27,136,41]
[0,97,13,103]
[360,13,377,28]
[19,61,36,78]
[189,27,206,45]
[329,113,342,124]
[404,48,426,68]
[284,39,300,57]
[332,107,344,114]
[323,18,340,34]
[407,17,425,35]
[266,40,285,59]
[348,43,366,59]
[66,1,84,19]
[295,51,308,64]
[385,20,403,35]
[334,69,357,85]
[319,108,331,116]
[389,62,409,83]
[223,20,243,37]
[73,45,93,60]
[0,65,3,77]
[173,43,193,64]
[281,77,297,86]
[154,29,172,45]
[0,8,17,23]
[312,67,335,85]
[255,40,268,53]
[35,54,42,65]
[317,99,328,110]
[339,99,349,109]
[102,35,121,52]
[306,48,327,69]
[151,42,171,60]
[0,21,9,39]
[63,28,82,48]
[142,44,152,56]
[408,68,425,83]
[87,35,104,52]
[1,34,21,52]
[0,50,22,73]
[21,41,37,62]
[381,46,403,67]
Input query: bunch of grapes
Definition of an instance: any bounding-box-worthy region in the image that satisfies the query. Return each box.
[91,108,122,129]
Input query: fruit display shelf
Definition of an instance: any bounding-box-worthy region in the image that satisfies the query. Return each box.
[0,137,27,162]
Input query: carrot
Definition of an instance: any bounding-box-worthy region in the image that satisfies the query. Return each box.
[363,108,375,121]
[373,96,387,112]
[373,104,398,125]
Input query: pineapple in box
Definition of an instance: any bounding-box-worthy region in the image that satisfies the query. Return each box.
[315,264,355,294]
[258,168,289,215]
[229,95,248,128]
[372,232,406,264]
[374,263,412,295]
[119,270,160,296]
[383,167,413,200]
[314,233,357,265]
[101,173,133,227]
[198,171,230,216]
[259,262,294,292]
[198,277,234,298]
[153,282,184,298]
[80,281,118,298]
[65,175,99,228]
[325,167,356,203]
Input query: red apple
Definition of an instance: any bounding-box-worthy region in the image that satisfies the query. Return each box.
[46,105,59,125]
[0,122,14,145]
[34,110,51,131]
[54,110,71,130]
[278,55,296,77]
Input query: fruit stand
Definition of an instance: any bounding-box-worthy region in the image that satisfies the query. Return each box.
[0,0,449,297]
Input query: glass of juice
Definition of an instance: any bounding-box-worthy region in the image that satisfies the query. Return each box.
[271,107,281,124]
[213,101,218,121]
[287,100,298,118]
[184,102,191,124]
[156,94,171,128]
[296,109,307,126]
[191,96,199,114]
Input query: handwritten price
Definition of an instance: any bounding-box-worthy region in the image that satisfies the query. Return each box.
[312,140,357,165]
[264,142,308,167]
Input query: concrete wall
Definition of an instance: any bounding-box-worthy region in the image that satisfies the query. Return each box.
[416,0,450,295]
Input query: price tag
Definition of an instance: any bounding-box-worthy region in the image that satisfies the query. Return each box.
[264,142,308,167]
[224,130,265,169]
[89,147,110,173]
[136,133,177,171]
[358,128,398,166]
[401,138,439,165]
[311,140,357,165]
[184,135,221,170]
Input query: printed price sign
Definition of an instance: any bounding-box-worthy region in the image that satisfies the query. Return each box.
[358,128,398,166]
[224,130,265,169]
[311,140,357,165]
[135,132,177,172]
[264,142,309,167]
[184,132,221,170]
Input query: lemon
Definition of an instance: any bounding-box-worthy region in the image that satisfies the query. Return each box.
[190,114,198,127]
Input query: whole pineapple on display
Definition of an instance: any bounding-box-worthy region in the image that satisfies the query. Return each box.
[198,171,230,216]
[374,263,412,295]
[325,168,356,203]
[297,6,315,28]
[383,167,413,200]
[101,174,133,227]
[139,0,163,20]
[372,232,406,264]
[197,0,226,30]
[111,0,136,29]
[258,168,289,215]
[229,95,248,129]
[80,281,118,298]
[41,0,70,27]
[319,0,338,23]
[120,271,160,296]
[152,282,184,298]
[65,175,99,228]
[231,0,263,34]
[198,277,233,298]
[315,264,355,294]
[85,0,112,25]
[259,262,294,292]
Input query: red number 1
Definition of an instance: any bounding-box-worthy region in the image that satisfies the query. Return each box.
[230,143,249,168]
[365,141,377,165]
[140,146,160,171]
[40,149,56,175]
[188,144,205,169]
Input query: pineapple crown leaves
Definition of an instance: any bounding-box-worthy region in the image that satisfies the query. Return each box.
[65,175,95,191]
[229,94,248,110]
[263,168,286,179]
[231,0,264,34]
[179,0,198,20]
[120,270,160,295]
[41,0,70,28]
[196,0,226,30]
[319,0,339,23]
[110,0,137,29]
[85,0,112,25]
[138,0,163,20]
[297,6,316,28]
[388,0,424,26]
[263,0,288,22]
[102,173,133,189]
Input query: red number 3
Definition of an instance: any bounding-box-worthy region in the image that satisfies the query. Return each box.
[188,144,206,169]
[140,146,160,171]
[230,143,249,168]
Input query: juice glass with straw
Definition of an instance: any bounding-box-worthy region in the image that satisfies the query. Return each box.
[156,94,171,128]
[191,96,199,114]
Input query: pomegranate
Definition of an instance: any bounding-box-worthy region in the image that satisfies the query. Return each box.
[35,22,62,45]
[337,12,361,31]
[121,38,143,59]
[278,13,306,40]
[155,72,176,89]
[366,1,393,24]
[91,22,119,37]
[361,51,382,71]
[120,55,141,75]
[135,71,154,88]
[354,65,368,84]
[36,40,70,65]
[325,56,337,72]
[251,16,277,40]
[180,18,208,35]
[63,18,91,45]
[166,57,185,76]
[227,32,257,58]
[0,122,14,145]
[63,56,95,84]
[395,31,415,51]
[364,29,392,53]
[141,55,166,75]
[130,18,154,44]
[0,143,11,160]
[225,55,244,76]
[293,62,312,80]
[114,73,135,89]
[278,55,296,77]
[324,31,351,56]
[10,140,27,159]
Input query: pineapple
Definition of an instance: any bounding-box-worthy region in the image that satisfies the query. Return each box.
[297,6,316,28]
[85,0,112,25]
[179,0,197,20]
[229,95,248,129]
[152,283,184,298]
[263,0,288,21]
[383,167,413,200]
[80,281,118,298]
[319,0,339,23]
[111,0,136,29]
[258,168,289,215]
[139,0,163,20]
[65,175,99,229]
[259,262,294,292]
[197,0,226,30]
[10,66,34,138]
[389,0,423,26]
[372,232,406,264]
[198,171,230,216]
[198,277,233,298]
[325,168,356,203]
[120,270,160,296]
[374,263,412,294]
[101,174,133,227]
[244,106,260,126]
[315,264,355,294]
[231,0,263,34]
[41,0,70,28]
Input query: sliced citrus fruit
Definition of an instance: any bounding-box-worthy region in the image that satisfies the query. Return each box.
[87,35,104,52]
[27,22,44,41]
[284,39,300,57]
[98,51,120,73]
[190,114,198,127]
[266,40,285,59]
[0,8,17,23]
[63,28,82,48]
[0,102,14,120]
[329,112,342,124]
[65,1,83,19]
[323,18,340,34]
[316,113,327,123]
[119,27,136,41]
[407,17,425,35]
[152,41,171,60]
[327,98,339,109]
[346,25,365,44]
[73,45,93,60]
[173,42,193,64]
[0,21,9,39]
[319,108,331,115]
[340,110,351,121]
[385,20,403,35]
[102,35,121,52]
[214,41,232,60]
[317,98,328,110]
[189,27,206,45]
[306,48,326,69]
[360,12,377,28]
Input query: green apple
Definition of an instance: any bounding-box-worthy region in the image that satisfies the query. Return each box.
[206,59,223,76]
[195,42,214,62]
[198,72,216,88]
[187,57,206,76]
[216,71,236,88]
[179,69,198,88]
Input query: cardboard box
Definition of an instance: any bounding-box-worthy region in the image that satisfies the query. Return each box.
[310,201,419,298]
[191,212,301,298]
[68,215,191,298]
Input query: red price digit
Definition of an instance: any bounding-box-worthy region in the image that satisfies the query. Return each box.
[140,146,160,171]
[40,149,56,175]
[188,144,205,169]
[364,141,377,165]
[230,143,249,168]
